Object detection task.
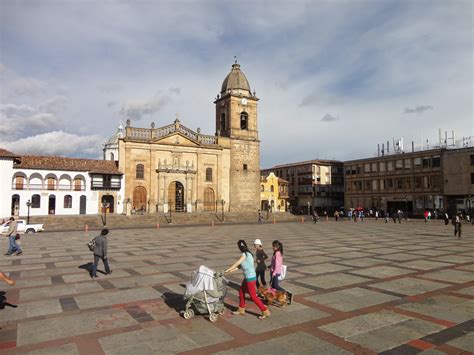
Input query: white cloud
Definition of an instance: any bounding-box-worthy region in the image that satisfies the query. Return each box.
[0,131,103,157]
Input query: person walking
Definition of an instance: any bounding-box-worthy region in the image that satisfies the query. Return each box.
[254,239,268,288]
[334,210,339,221]
[444,211,450,225]
[312,209,319,223]
[424,210,429,223]
[375,210,379,221]
[452,213,462,238]
[225,240,270,319]
[91,228,112,278]
[4,217,22,256]
[385,210,389,223]
[257,209,263,225]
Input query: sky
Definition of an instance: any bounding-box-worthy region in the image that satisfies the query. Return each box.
[1,0,472,168]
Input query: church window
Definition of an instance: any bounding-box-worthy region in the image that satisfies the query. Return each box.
[270,185,274,193]
[243,164,248,171]
[64,195,72,208]
[136,164,144,179]
[110,153,114,160]
[240,112,248,130]
[206,168,213,182]
[220,113,226,131]
[32,194,41,208]
[261,185,264,192]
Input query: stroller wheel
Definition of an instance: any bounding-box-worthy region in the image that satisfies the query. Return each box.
[218,308,226,316]
[209,313,218,322]
[183,309,194,320]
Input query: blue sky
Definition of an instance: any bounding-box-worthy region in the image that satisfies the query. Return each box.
[1,0,472,167]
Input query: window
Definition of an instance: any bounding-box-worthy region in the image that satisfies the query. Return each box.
[387,161,394,171]
[206,167,213,182]
[395,160,403,170]
[357,165,362,174]
[471,155,474,166]
[404,178,411,189]
[74,178,83,191]
[364,164,370,173]
[47,177,56,190]
[379,162,385,172]
[64,195,72,208]
[136,164,144,179]
[432,156,440,168]
[220,113,226,132]
[372,180,378,190]
[240,112,248,129]
[261,185,264,192]
[386,178,393,189]
[414,157,422,167]
[404,159,411,169]
[423,176,432,188]
[270,185,274,193]
[32,194,41,208]
[243,164,248,170]
[379,179,385,190]
[432,175,441,188]
[110,153,114,161]
[15,176,24,190]
[423,157,431,168]
[364,180,371,191]
[396,179,403,189]
[371,163,377,172]
[471,173,474,184]
[415,176,422,188]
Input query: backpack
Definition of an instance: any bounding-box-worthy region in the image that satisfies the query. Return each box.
[87,237,96,252]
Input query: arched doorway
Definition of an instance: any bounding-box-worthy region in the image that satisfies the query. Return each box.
[203,188,215,211]
[168,181,184,212]
[11,194,20,216]
[133,186,147,212]
[80,195,87,214]
[48,195,56,215]
[101,195,114,213]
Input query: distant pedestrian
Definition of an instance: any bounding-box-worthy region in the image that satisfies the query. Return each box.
[375,210,379,221]
[334,210,339,221]
[312,210,319,223]
[444,212,450,225]
[424,210,429,223]
[452,214,462,238]
[360,211,364,222]
[434,210,438,220]
[397,210,402,224]
[323,210,328,221]
[428,211,432,220]
[254,239,268,288]
[4,217,22,256]
[385,211,389,223]
[257,209,263,224]
[91,228,112,278]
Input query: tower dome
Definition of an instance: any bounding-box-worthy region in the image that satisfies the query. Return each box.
[220,62,251,95]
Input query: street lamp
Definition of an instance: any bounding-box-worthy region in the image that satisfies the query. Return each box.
[221,199,225,221]
[26,200,31,224]
[307,201,310,216]
[404,196,408,220]
[168,199,172,223]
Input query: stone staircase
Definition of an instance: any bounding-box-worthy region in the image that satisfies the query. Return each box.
[26,212,300,231]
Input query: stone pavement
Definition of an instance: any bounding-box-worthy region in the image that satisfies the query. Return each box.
[0,219,472,354]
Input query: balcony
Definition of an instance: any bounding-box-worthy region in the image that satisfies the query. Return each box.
[12,183,85,191]
[91,181,121,190]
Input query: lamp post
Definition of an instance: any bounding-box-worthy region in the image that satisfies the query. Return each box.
[307,201,310,216]
[404,196,408,220]
[221,199,225,221]
[168,199,172,223]
[26,200,31,224]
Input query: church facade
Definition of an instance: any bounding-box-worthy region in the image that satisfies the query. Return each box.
[105,62,261,213]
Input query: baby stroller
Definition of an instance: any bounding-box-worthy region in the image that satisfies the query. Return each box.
[182,265,227,322]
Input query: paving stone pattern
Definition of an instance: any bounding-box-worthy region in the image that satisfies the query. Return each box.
[0,219,473,354]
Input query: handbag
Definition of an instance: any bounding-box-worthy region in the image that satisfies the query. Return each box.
[15,234,20,240]
[278,264,287,281]
[87,238,96,251]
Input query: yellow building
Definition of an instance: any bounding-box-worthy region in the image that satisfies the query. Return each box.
[260,172,289,212]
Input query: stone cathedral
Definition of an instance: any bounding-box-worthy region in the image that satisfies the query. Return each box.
[104,62,260,213]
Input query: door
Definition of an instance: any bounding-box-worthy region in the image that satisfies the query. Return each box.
[15,176,24,190]
[79,195,86,214]
[168,182,184,212]
[48,195,56,215]
[133,186,147,212]
[101,195,114,213]
[203,188,215,211]
[11,194,20,216]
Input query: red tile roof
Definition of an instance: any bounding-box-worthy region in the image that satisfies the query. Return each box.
[0,148,17,158]
[14,155,121,174]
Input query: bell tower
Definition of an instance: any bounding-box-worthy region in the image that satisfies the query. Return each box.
[215,61,260,211]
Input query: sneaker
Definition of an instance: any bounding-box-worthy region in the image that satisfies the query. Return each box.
[15,251,23,256]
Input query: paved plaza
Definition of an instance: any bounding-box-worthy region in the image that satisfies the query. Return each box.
[0,219,473,354]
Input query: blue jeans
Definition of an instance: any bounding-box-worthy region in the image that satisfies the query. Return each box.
[270,273,286,292]
[7,235,22,254]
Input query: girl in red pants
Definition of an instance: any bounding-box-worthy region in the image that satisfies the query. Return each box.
[225,240,270,319]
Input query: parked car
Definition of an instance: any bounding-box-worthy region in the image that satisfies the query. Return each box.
[1,219,44,234]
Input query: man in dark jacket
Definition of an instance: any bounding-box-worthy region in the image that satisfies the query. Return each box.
[91,228,112,278]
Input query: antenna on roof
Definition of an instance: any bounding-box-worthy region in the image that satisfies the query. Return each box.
[234,56,238,64]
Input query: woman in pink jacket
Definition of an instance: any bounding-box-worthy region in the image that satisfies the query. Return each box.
[270,240,293,304]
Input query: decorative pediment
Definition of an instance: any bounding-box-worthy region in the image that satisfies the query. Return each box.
[124,119,218,146]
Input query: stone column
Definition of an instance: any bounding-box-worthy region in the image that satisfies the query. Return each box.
[163,175,168,213]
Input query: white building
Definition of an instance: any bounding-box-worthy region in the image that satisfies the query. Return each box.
[0,148,124,218]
